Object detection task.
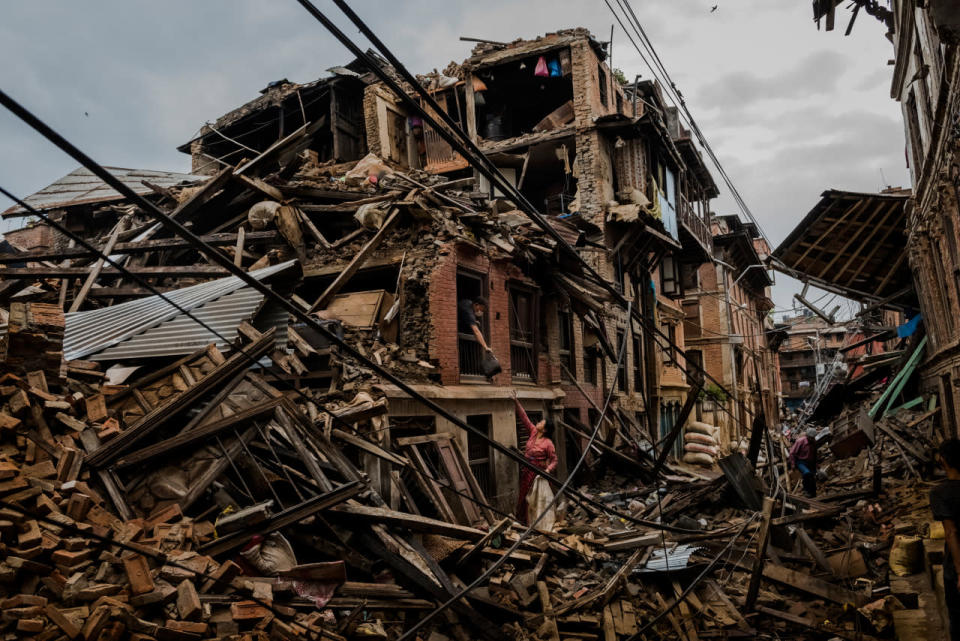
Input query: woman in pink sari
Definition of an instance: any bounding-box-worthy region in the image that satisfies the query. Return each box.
[512,392,557,525]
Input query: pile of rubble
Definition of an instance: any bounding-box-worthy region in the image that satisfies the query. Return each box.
[0,140,948,641]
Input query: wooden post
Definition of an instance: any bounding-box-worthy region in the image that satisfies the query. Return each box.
[464,72,478,144]
[234,226,245,268]
[745,496,775,611]
[68,225,121,312]
[308,208,401,313]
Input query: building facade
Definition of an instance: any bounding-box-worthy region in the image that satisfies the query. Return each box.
[889,1,960,434]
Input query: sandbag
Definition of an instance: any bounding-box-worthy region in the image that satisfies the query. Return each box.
[683,452,714,467]
[241,533,297,574]
[344,153,390,187]
[686,421,717,437]
[684,432,716,446]
[888,535,923,576]
[354,203,391,230]
[248,200,281,230]
[684,442,718,457]
[527,476,556,532]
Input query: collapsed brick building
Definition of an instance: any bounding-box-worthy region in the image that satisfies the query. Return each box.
[0,18,955,640]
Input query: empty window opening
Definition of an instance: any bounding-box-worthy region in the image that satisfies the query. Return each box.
[475,53,574,141]
[510,286,538,381]
[616,330,627,392]
[598,64,608,107]
[632,335,643,392]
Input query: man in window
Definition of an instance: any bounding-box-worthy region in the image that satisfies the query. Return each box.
[459,296,493,354]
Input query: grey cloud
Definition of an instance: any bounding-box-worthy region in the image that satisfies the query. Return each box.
[697,50,847,109]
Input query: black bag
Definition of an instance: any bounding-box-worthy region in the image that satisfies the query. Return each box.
[481,351,502,377]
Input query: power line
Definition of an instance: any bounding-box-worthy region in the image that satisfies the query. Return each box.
[397,304,632,641]
[603,0,770,243]
[0,89,722,538]
[302,0,762,440]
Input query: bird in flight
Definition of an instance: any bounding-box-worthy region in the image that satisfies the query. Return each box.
[711,5,718,12]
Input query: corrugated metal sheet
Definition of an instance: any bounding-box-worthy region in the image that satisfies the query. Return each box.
[3,167,204,216]
[637,544,702,573]
[63,260,295,361]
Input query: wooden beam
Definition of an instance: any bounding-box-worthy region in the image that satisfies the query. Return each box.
[86,329,276,467]
[68,225,121,312]
[761,563,869,606]
[0,231,280,263]
[308,208,401,312]
[770,506,842,527]
[744,496,774,611]
[327,504,487,541]
[236,174,284,201]
[170,169,234,222]
[0,265,232,278]
[233,226,245,268]
[114,398,282,469]
[201,481,362,556]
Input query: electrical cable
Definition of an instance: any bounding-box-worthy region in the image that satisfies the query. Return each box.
[396,304,632,641]
[0,184,571,545]
[302,0,763,441]
[624,511,757,641]
[603,0,770,243]
[0,92,709,535]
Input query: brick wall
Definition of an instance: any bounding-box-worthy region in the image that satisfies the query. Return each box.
[4,224,55,252]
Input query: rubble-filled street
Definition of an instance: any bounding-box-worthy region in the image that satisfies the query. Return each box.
[1,1,959,640]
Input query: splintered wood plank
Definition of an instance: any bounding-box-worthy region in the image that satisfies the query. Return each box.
[602,605,616,641]
[68,224,121,313]
[325,290,389,329]
[435,437,484,527]
[761,563,869,606]
[610,600,625,635]
[309,207,402,312]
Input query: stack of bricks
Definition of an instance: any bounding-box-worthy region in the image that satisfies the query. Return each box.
[4,302,65,382]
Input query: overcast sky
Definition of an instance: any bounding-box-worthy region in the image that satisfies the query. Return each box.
[0,0,908,316]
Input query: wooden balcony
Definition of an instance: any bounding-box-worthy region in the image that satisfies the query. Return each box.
[677,197,713,255]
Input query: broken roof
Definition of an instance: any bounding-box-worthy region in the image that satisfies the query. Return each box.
[465,28,606,69]
[2,167,202,217]
[63,260,297,361]
[773,189,913,306]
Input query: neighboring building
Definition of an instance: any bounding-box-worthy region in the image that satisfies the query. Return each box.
[778,312,847,412]
[798,2,960,434]
[890,2,960,432]
[682,215,779,445]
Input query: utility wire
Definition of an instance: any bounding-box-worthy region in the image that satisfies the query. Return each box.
[301,0,761,440]
[397,304,632,641]
[603,0,770,243]
[0,183,623,543]
[0,90,712,534]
